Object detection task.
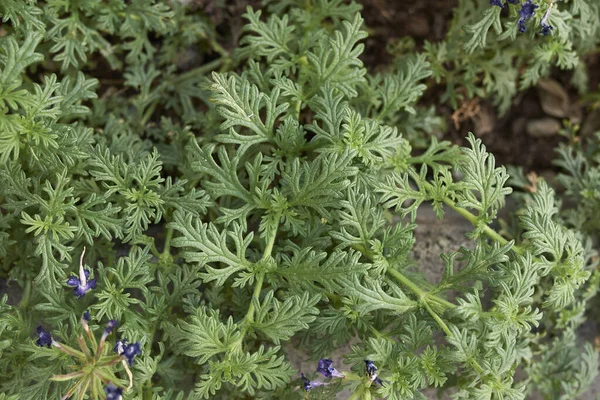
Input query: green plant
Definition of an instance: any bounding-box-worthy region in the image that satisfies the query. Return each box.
[0,0,599,399]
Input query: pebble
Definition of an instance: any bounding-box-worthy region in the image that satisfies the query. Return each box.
[526,118,561,138]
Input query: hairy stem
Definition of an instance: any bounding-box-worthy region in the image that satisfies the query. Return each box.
[17,279,31,310]
[422,300,453,337]
[442,198,525,255]
[162,226,174,256]
[236,212,281,345]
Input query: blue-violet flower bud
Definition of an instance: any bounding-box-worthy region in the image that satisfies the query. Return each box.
[104,383,123,400]
[518,0,539,33]
[36,326,53,348]
[490,0,503,7]
[506,0,519,3]
[123,342,142,365]
[82,310,91,322]
[365,360,384,385]
[316,358,345,379]
[104,320,118,335]
[301,373,327,391]
[540,22,553,35]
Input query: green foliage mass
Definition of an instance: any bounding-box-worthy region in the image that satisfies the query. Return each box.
[0,0,599,399]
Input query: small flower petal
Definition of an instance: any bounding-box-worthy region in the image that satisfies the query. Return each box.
[66,276,79,287]
[82,310,91,321]
[114,338,128,355]
[490,0,503,7]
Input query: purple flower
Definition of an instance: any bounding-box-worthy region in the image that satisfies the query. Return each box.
[123,342,142,365]
[301,373,327,391]
[540,22,553,35]
[316,358,344,379]
[518,0,539,33]
[36,326,52,348]
[104,383,123,400]
[540,5,553,35]
[365,360,384,386]
[114,338,141,365]
[67,269,96,298]
[82,310,91,321]
[490,0,504,7]
[506,0,519,3]
[104,320,118,335]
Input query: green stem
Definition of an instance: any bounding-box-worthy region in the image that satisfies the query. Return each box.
[422,300,453,337]
[162,227,173,256]
[239,272,265,338]
[55,343,86,360]
[18,279,31,310]
[369,326,392,342]
[351,244,456,310]
[236,212,281,345]
[428,295,457,310]
[386,268,427,300]
[208,39,229,58]
[173,57,224,83]
[149,243,160,258]
[442,198,525,255]
[347,392,361,400]
[262,229,278,261]
[421,302,491,381]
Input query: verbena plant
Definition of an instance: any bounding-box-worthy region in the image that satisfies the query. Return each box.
[0,0,599,399]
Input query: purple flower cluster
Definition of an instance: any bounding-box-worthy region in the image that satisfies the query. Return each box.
[33,295,141,399]
[300,358,386,392]
[518,0,539,33]
[490,0,553,35]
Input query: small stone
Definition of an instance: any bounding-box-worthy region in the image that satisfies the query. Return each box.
[581,108,600,137]
[536,79,570,118]
[526,118,561,137]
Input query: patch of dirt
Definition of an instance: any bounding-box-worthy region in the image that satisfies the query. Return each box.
[357,0,600,173]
